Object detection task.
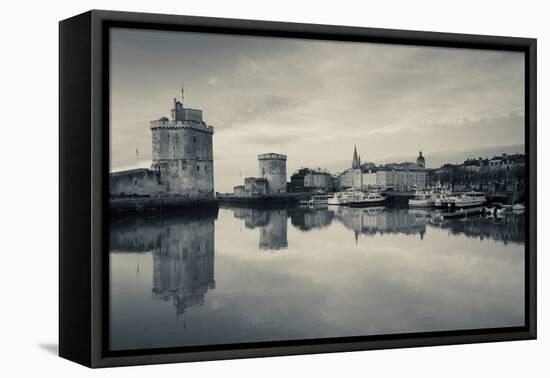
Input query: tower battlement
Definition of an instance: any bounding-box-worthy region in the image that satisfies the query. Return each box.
[258,153,287,161]
[150,119,214,134]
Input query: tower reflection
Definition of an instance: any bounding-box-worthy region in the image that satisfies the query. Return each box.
[231,207,289,250]
[290,207,334,231]
[110,209,217,315]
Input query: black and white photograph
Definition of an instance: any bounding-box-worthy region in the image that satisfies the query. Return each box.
[2,0,546,376]
[108,27,528,351]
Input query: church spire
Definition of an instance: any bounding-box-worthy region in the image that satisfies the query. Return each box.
[352,145,360,169]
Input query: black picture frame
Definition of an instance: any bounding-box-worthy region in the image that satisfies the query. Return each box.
[59,9,537,368]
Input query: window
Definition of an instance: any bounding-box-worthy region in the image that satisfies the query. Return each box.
[197,165,200,171]
[193,136,197,143]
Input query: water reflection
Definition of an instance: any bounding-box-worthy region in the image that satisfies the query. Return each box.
[430,213,525,245]
[333,206,427,241]
[290,207,334,231]
[110,206,525,351]
[110,210,217,316]
[231,207,289,250]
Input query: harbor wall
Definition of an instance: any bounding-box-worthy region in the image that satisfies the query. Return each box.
[110,169,163,196]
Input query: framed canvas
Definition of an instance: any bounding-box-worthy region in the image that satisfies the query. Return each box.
[59,10,537,368]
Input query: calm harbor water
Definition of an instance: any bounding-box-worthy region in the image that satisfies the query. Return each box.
[109,205,525,351]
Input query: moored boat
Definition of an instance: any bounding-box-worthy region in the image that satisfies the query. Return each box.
[512,203,525,211]
[408,190,434,208]
[433,188,454,208]
[299,195,329,207]
[453,191,487,208]
[347,192,386,207]
[328,191,356,206]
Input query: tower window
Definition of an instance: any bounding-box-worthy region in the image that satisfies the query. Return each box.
[193,136,197,143]
[197,165,200,171]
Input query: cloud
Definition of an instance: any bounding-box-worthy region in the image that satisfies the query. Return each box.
[110,29,525,191]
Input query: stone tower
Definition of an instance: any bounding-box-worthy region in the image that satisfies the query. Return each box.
[258,153,287,194]
[150,98,214,197]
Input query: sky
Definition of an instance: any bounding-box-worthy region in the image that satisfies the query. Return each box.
[109,28,525,193]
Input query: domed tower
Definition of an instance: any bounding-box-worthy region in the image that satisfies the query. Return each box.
[416,151,425,169]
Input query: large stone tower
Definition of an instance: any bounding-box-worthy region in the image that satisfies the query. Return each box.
[258,153,287,194]
[150,98,214,197]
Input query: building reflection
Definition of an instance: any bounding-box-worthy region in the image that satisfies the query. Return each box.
[110,209,217,315]
[290,207,334,231]
[231,207,288,250]
[334,207,427,241]
[429,213,525,244]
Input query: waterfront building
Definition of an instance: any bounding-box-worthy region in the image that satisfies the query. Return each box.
[290,168,332,192]
[487,153,525,170]
[463,158,483,172]
[339,146,376,189]
[339,147,427,190]
[366,162,427,190]
[244,177,268,196]
[110,94,214,198]
[233,185,245,196]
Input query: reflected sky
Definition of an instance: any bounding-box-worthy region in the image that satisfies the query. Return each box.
[110,207,525,351]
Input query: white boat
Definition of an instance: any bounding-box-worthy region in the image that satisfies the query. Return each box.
[453,191,487,208]
[408,190,434,208]
[433,189,454,208]
[347,192,386,207]
[299,195,328,207]
[512,203,525,211]
[498,203,525,215]
[508,184,525,212]
[328,191,356,206]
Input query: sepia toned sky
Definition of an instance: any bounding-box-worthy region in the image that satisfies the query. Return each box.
[110,28,525,192]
